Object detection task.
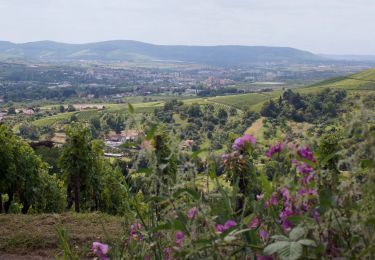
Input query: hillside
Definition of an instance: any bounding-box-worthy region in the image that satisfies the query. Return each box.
[0,40,321,65]
[306,68,375,91]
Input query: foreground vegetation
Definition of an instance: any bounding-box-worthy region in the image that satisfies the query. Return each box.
[1,69,375,259]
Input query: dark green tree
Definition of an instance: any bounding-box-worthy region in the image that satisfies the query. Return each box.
[60,123,93,212]
[153,126,178,219]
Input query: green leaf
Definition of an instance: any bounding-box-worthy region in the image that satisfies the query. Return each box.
[137,168,152,174]
[153,222,172,231]
[159,163,169,170]
[360,159,374,169]
[287,215,303,226]
[146,124,158,141]
[231,228,252,236]
[128,103,135,114]
[320,152,337,165]
[191,148,208,158]
[298,239,317,247]
[289,226,305,241]
[172,220,190,235]
[318,189,335,213]
[259,173,272,196]
[271,235,290,241]
[264,241,290,256]
[278,241,303,260]
[173,188,200,201]
[120,142,137,148]
[224,235,237,242]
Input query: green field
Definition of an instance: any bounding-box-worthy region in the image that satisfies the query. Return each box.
[32,112,76,127]
[306,68,375,91]
[208,91,282,111]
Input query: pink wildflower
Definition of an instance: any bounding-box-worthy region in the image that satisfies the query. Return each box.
[215,224,225,233]
[224,220,237,229]
[279,187,291,201]
[298,188,317,196]
[265,193,278,208]
[257,256,273,260]
[256,194,264,201]
[187,207,198,220]
[175,231,185,246]
[249,216,260,229]
[130,223,143,241]
[298,147,316,163]
[297,163,313,175]
[265,142,286,157]
[92,242,109,260]
[232,134,256,151]
[259,230,269,241]
[164,248,173,260]
[215,220,237,233]
[281,220,293,233]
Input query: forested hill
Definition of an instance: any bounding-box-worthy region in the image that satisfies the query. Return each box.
[0,40,321,65]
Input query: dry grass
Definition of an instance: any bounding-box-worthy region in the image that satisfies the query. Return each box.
[0,213,123,259]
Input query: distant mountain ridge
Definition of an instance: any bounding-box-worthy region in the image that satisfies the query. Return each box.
[0,40,322,65]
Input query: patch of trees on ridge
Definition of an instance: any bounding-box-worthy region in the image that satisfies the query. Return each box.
[260,89,347,123]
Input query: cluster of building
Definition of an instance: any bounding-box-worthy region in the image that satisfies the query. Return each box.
[105,130,142,149]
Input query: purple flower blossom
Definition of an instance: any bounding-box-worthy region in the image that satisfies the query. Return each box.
[215,224,225,233]
[298,147,316,163]
[265,142,286,157]
[221,153,229,160]
[92,242,109,260]
[175,231,185,246]
[242,134,256,145]
[164,248,173,260]
[291,159,299,166]
[298,188,318,196]
[130,223,143,241]
[259,230,269,241]
[302,172,316,185]
[257,256,273,260]
[187,207,198,220]
[215,220,237,233]
[282,220,293,233]
[279,187,291,201]
[297,163,313,175]
[279,208,293,219]
[224,220,237,230]
[249,216,260,229]
[301,202,309,212]
[256,194,264,201]
[232,134,256,151]
[311,209,320,224]
[265,193,278,208]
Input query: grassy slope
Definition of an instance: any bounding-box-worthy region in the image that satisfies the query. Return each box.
[0,213,122,258]
[301,68,375,91]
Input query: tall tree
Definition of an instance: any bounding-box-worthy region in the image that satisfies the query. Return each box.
[0,124,61,214]
[60,123,93,212]
[153,126,178,219]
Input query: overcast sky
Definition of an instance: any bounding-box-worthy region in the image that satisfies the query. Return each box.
[0,0,374,54]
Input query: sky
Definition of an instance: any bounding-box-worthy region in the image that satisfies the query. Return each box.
[0,0,374,55]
